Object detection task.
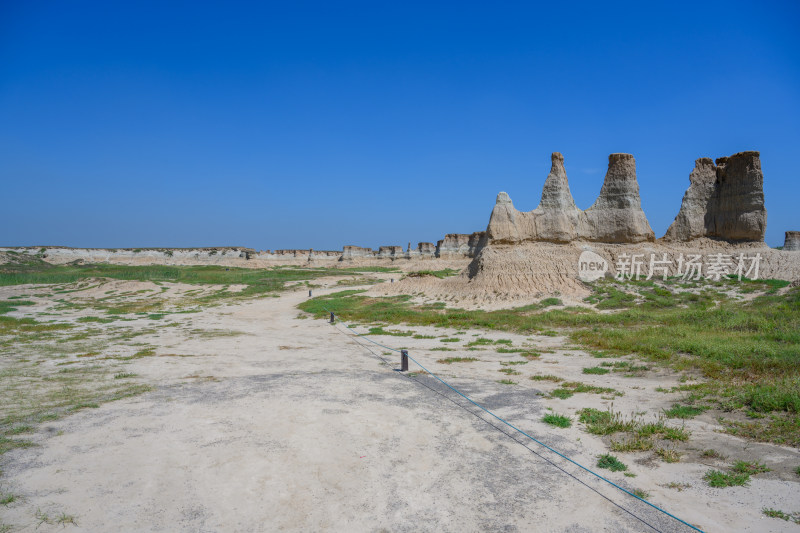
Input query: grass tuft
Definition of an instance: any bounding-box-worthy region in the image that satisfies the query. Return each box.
[437,357,477,364]
[582,366,610,375]
[731,460,770,475]
[704,469,750,487]
[663,404,708,419]
[597,454,627,472]
[762,508,800,524]
[542,413,572,428]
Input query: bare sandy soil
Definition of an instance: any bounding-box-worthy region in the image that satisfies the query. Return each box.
[1,281,798,532]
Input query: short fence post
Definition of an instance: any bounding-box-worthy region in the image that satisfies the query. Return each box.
[400,349,409,372]
[329,312,335,323]
[391,278,394,283]
[309,289,312,297]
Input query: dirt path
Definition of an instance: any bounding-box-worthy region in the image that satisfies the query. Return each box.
[0,288,794,532]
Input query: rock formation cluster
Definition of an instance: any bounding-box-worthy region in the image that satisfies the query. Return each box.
[436,232,486,257]
[339,234,485,261]
[486,151,768,245]
[487,153,654,244]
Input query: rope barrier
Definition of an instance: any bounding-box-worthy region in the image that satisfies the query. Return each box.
[323,307,704,533]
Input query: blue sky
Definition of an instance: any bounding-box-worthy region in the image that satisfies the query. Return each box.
[1,0,798,249]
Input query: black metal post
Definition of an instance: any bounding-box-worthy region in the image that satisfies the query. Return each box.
[400,349,409,372]
[309,289,312,297]
[329,312,335,323]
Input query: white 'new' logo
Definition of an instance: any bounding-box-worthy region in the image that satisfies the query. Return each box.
[578,250,608,282]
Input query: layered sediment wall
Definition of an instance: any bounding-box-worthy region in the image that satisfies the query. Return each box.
[337,233,486,262]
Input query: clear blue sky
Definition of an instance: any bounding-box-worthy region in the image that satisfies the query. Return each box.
[1,0,798,249]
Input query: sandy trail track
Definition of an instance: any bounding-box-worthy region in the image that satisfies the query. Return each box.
[0,288,791,532]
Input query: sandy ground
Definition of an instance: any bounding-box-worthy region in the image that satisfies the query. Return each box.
[1,284,799,532]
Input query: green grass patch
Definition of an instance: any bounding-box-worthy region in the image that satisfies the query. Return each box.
[542,413,572,428]
[663,404,708,419]
[495,347,525,353]
[0,436,35,455]
[553,382,621,398]
[0,256,385,303]
[466,337,494,346]
[0,299,35,315]
[77,316,117,324]
[599,361,650,373]
[763,508,800,524]
[578,407,689,450]
[368,326,413,337]
[406,269,461,279]
[539,297,562,307]
[582,366,610,375]
[437,357,477,364]
[731,460,770,475]
[597,454,627,472]
[530,374,563,382]
[704,469,750,487]
[718,414,800,447]
[578,408,635,435]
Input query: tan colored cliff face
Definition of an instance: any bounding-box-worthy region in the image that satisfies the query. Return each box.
[341,246,375,259]
[664,151,767,242]
[662,158,718,241]
[785,231,800,251]
[435,233,485,257]
[378,246,404,258]
[581,153,655,243]
[709,152,767,241]
[533,152,582,242]
[487,152,654,244]
[418,242,436,255]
